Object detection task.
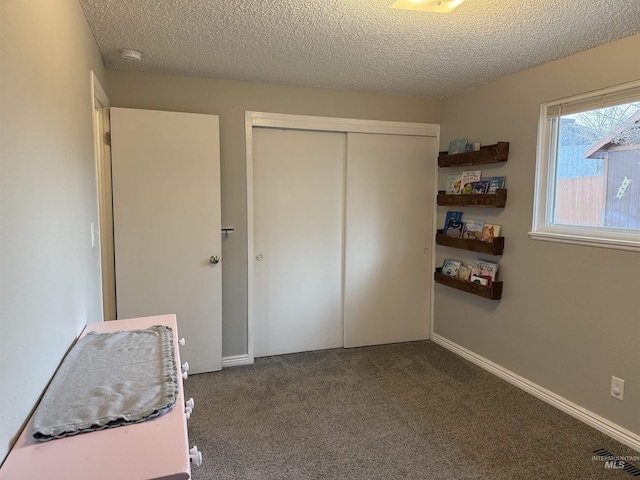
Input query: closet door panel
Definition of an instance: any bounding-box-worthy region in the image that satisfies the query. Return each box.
[253,128,346,357]
[344,133,435,347]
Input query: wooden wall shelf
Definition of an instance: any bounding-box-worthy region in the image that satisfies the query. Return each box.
[437,189,507,208]
[434,268,503,300]
[436,230,504,255]
[438,142,509,167]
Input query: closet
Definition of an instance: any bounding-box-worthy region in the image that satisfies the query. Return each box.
[248,113,438,358]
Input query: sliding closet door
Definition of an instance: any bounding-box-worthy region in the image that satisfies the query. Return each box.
[344,133,435,348]
[253,128,346,357]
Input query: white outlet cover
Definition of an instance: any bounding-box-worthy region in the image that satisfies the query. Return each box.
[611,376,625,401]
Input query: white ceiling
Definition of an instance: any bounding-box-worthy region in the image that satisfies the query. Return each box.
[79,0,640,99]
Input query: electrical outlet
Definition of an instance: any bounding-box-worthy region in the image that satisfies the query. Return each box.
[611,376,625,401]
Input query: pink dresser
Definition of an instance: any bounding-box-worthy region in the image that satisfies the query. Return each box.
[0,314,199,480]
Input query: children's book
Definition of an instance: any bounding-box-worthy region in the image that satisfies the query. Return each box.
[457,265,471,281]
[470,274,489,286]
[472,260,498,283]
[445,220,463,238]
[448,139,468,155]
[461,219,485,240]
[460,170,481,194]
[481,176,506,193]
[445,174,462,194]
[469,181,490,194]
[481,224,501,243]
[442,259,462,277]
[443,211,463,231]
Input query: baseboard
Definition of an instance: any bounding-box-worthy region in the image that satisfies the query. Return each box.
[221,354,253,368]
[431,333,640,452]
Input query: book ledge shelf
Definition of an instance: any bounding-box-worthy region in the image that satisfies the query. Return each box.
[437,189,507,208]
[436,230,504,255]
[438,142,509,168]
[434,268,503,300]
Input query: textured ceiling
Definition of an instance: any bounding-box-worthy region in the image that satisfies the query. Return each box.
[79,0,640,98]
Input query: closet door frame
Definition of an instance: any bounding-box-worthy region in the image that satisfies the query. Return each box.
[245,111,439,364]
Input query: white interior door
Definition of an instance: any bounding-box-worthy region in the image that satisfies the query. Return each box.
[91,75,116,322]
[110,108,222,374]
[344,133,435,348]
[253,128,345,357]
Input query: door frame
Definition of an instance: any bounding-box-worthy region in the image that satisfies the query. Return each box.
[245,111,440,364]
[91,72,116,321]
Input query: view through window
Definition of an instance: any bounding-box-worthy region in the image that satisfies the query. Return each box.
[553,103,640,230]
[531,81,640,250]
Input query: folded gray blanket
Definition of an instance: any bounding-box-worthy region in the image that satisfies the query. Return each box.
[32,325,178,441]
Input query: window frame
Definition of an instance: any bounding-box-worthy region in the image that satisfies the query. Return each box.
[529,80,640,253]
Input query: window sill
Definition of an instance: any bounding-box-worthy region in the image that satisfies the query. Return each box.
[528,231,640,252]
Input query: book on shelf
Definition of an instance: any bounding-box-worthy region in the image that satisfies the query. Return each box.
[469,181,490,194]
[481,224,501,243]
[442,259,462,277]
[460,170,481,194]
[470,274,489,286]
[448,139,468,155]
[457,265,471,281]
[445,174,462,194]
[482,176,505,193]
[471,260,498,284]
[461,219,484,240]
[445,220,463,238]
[443,211,463,231]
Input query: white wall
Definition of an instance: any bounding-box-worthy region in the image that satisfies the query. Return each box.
[437,33,640,440]
[0,0,106,462]
[106,71,442,358]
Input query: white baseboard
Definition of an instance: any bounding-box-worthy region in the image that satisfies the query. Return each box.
[431,333,640,453]
[221,354,253,368]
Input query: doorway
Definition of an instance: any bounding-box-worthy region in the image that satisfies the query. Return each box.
[91,72,116,321]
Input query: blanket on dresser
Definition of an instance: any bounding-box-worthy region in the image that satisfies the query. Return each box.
[32,325,178,441]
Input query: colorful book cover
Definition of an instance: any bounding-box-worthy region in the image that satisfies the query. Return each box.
[472,260,498,282]
[461,219,485,240]
[482,176,505,193]
[443,211,463,231]
[445,174,462,194]
[470,274,489,286]
[442,259,461,277]
[481,224,501,243]
[445,220,463,238]
[458,265,471,281]
[470,180,489,194]
[448,139,468,155]
[460,170,481,194]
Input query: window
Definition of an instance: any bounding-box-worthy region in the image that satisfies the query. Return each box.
[530,80,640,251]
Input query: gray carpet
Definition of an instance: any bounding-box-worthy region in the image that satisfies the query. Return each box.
[185,341,638,479]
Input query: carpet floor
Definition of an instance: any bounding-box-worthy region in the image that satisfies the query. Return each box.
[184,341,638,479]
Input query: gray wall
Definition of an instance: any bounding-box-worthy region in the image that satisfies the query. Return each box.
[437,33,640,437]
[106,71,442,358]
[0,0,106,461]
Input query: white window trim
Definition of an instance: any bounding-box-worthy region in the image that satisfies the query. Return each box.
[529,80,640,253]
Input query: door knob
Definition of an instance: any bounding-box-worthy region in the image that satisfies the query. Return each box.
[209,255,220,264]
